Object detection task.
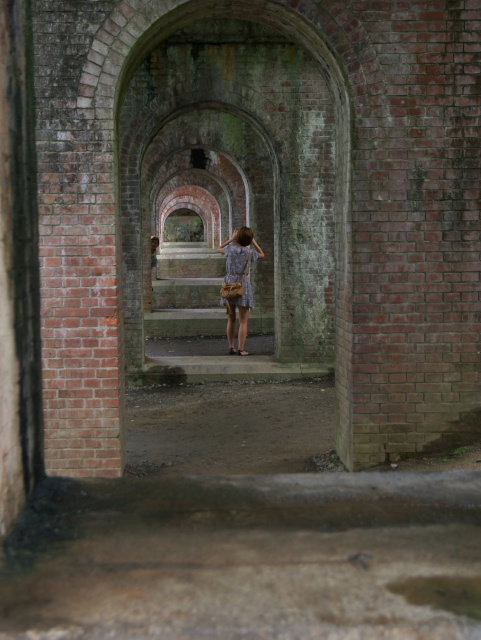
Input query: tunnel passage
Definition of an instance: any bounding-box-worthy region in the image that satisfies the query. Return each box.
[120,21,337,373]
[150,151,247,236]
[158,185,221,249]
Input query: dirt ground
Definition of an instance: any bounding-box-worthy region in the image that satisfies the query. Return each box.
[126,377,336,476]
[125,376,481,476]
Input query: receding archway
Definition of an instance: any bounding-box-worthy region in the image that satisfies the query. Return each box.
[38,0,367,476]
[116,12,349,467]
[153,167,235,243]
[116,21,341,484]
[157,185,222,249]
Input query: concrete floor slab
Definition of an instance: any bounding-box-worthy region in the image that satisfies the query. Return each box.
[1,473,481,639]
[127,355,333,385]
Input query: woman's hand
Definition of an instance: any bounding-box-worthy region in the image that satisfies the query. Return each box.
[252,237,265,258]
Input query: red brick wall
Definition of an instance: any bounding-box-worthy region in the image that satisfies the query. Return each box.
[347,0,481,467]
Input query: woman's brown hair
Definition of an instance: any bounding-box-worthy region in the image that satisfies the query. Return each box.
[236,226,254,247]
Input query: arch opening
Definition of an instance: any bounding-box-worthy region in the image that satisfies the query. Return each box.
[115,13,347,468]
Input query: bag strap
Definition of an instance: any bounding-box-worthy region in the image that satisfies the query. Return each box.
[243,248,253,281]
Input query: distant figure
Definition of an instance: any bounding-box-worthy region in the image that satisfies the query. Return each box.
[151,236,160,274]
[217,227,265,356]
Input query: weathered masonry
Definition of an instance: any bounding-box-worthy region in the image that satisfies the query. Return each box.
[0,0,45,536]
[31,0,481,474]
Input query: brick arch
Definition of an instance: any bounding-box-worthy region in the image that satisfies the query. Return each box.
[153,169,233,242]
[138,107,274,232]
[113,29,341,387]
[121,97,276,233]
[89,8,388,458]
[149,152,249,233]
[135,99,337,364]
[79,0,385,124]
[143,139,252,224]
[34,0,481,481]
[158,186,222,248]
[160,201,211,248]
[116,32,338,459]
[42,0,389,478]
[39,5,351,479]
[124,88,289,170]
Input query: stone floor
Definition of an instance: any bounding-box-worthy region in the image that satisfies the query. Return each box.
[145,334,275,357]
[1,473,481,639]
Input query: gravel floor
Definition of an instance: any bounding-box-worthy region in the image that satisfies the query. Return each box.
[125,377,336,475]
[311,450,348,473]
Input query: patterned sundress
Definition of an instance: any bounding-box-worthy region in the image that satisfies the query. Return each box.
[220,244,260,309]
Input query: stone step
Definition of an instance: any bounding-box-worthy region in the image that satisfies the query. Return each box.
[162,242,208,249]
[127,355,334,386]
[156,255,226,279]
[144,308,274,338]
[152,278,223,308]
[158,248,219,256]
[158,250,221,258]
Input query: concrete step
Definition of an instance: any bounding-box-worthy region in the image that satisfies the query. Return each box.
[158,250,222,259]
[162,242,208,249]
[144,308,274,338]
[127,355,334,385]
[152,278,223,308]
[156,254,225,278]
[159,249,219,256]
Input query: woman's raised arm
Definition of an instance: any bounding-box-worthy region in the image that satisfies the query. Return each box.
[217,229,238,254]
[252,238,265,258]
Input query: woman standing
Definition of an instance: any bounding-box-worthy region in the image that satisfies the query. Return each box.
[217,227,265,355]
[151,235,160,278]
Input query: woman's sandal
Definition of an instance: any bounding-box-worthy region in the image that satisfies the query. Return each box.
[238,350,250,356]
[229,347,236,355]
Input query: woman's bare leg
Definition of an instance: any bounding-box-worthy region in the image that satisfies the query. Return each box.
[238,306,250,352]
[227,304,236,348]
